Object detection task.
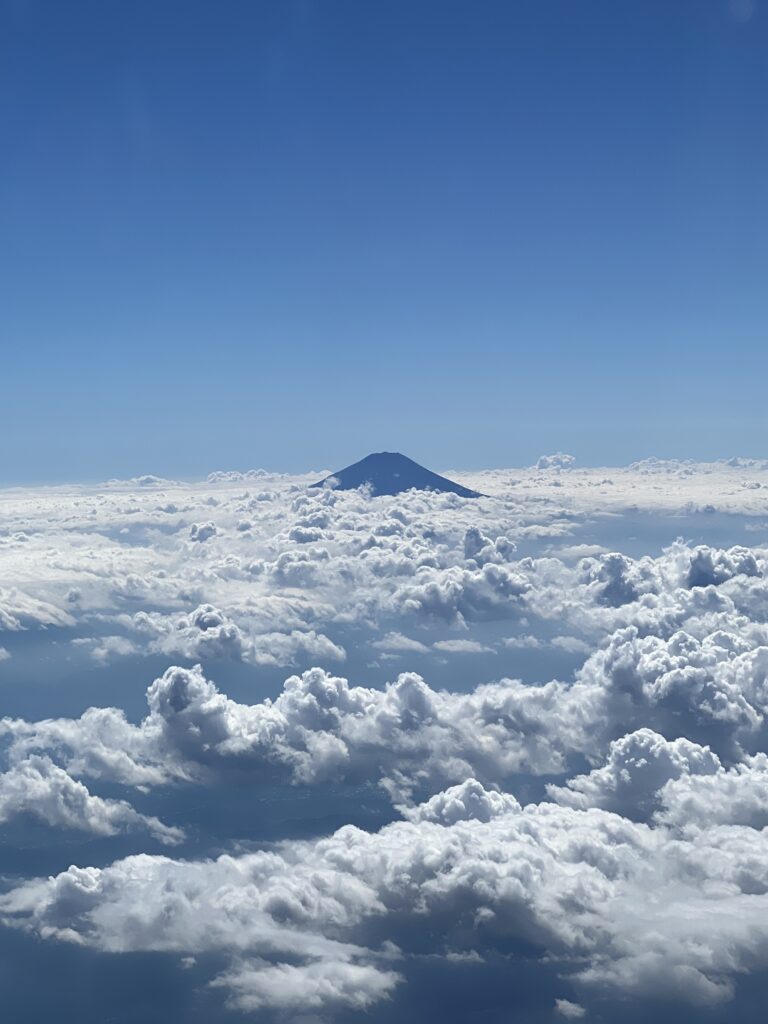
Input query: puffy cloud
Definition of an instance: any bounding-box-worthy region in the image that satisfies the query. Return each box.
[0,755,182,844]
[72,634,139,663]
[7,796,768,1012]
[9,607,768,807]
[4,464,768,1016]
[685,544,760,588]
[432,639,494,654]
[549,729,768,834]
[129,604,346,667]
[0,588,75,631]
[573,626,768,756]
[371,632,430,654]
[188,520,218,542]
[462,527,517,566]
[403,778,520,823]
[7,600,768,816]
[658,753,768,829]
[0,664,585,802]
[2,462,767,678]
[555,999,586,1019]
[548,729,720,819]
[392,562,529,625]
[211,957,401,1013]
[535,453,576,470]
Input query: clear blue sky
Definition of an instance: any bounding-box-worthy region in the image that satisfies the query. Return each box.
[2,0,766,482]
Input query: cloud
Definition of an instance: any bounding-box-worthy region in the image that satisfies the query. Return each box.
[392,562,529,625]
[403,778,520,823]
[129,604,346,667]
[432,639,494,654]
[3,464,768,1016]
[7,601,768,808]
[658,753,768,829]
[0,588,75,631]
[211,957,401,1013]
[535,453,576,470]
[2,462,767,682]
[6,792,768,1012]
[189,521,218,542]
[372,632,430,654]
[0,755,182,844]
[0,662,590,803]
[547,729,720,819]
[555,998,586,1019]
[462,527,517,566]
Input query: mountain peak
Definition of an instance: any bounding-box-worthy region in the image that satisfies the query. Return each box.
[311,452,482,498]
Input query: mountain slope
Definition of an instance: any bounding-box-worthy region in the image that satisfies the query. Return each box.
[311,452,482,498]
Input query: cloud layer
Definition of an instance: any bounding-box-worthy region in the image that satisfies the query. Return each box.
[3,461,768,1018]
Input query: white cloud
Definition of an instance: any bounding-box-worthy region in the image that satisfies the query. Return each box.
[535,453,576,470]
[403,778,520,823]
[0,662,595,802]
[189,521,218,542]
[372,632,430,654]
[432,639,494,654]
[547,729,720,819]
[211,957,401,1013]
[658,753,768,829]
[0,755,182,844]
[3,464,768,1015]
[555,998,586,1019]
[6,792,768,1011]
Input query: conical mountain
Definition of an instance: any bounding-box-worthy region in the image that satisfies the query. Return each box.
[311,452,482,498]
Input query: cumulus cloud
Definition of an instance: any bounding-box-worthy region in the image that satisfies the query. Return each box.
[432,639,494,654]
[129,604,346,667]
[1,664,577,800]
[403,778,520,823]
[555,999,586,1019]
[658,753,768,829]
[0,756,182,844]
[535,453,576,470]
[547,729,720,819]
[7,793,768,1012]
[211,957,401,1013]
[188,521,219,542]
[4,652,645,805]
[371,632,430,654]
[392,562,529,625]
[2,461,767,677]
[3,463,768,1017]
[7,605,768,808]
[0,588,75,630]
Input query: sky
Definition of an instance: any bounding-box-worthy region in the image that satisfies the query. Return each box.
[2,0,767,483]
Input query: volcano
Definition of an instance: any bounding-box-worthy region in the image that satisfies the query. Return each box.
[311,452,482,498]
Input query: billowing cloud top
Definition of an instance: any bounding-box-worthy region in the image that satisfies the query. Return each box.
[3,459,768,1020]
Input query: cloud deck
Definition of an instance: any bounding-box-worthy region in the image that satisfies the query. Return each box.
[2,459,768,1019]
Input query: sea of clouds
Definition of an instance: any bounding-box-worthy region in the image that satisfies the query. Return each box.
[3,456,768,1021]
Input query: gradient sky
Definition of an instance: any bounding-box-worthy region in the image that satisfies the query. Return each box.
[2,0,766,483]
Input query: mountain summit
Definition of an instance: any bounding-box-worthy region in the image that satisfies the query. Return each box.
[311,452,482,498]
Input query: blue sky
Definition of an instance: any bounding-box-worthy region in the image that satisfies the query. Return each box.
[2,0,766,482]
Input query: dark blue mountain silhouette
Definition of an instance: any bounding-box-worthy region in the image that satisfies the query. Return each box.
[311,452,482,498]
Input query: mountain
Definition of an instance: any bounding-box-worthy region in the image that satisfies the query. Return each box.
[311,452,483,498]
